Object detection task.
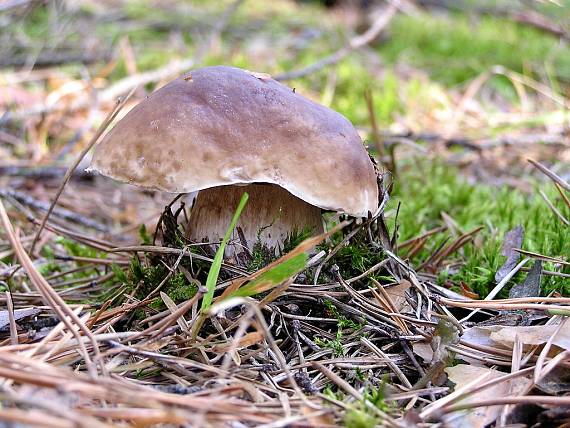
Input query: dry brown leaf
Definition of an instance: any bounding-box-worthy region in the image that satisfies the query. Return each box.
[495,225,524,283]
[490,323,570,351]
[459,281,479,299]
[247,71,272,80]
[211,332,265,353]
[300,405,335,427]
[509,260,542,299]
[412,342,434,362]
[386,279,412,312]
[0,307,41,331]
[462,321,570,353]
[444,364,532,428]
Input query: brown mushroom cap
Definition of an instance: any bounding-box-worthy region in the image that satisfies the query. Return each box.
[90,66,378,217]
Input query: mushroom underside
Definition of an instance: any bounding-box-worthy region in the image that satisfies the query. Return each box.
[186,183,324,255]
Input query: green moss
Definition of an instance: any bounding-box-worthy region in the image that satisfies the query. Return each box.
[379,13,570,88]
[38,246,59,276]
[332,61,403,126]
[315,330,345,357]
[282,227,315,254]
[20,5,50,39]
[344,407,378,428]
[38,261,61,276]
[122,256,198,310]
[324,299,363,330]
[138,224,152,245]
[55,237,102,259]
[391,160,570,296]
[343,385,392,428]
[247,241,275,272]
[245,227,316,272]
[314,300,363,357]
[166,272,197,301]
[326,228,386,282]
[34,239,102,281]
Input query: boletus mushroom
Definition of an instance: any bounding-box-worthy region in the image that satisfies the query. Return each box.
[90,66,378,254]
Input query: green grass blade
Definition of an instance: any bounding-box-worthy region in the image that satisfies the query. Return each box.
[200,192,248,311]
[230,252,308,298]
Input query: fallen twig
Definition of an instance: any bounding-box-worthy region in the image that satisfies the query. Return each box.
[528,159,570,193]
[0,199,104,377]
[275,2,398,81]
[538,190,570,226]
[1,188,109,232]
[0,165,91,180]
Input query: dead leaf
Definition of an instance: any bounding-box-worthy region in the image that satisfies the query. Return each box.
[495,225,524,283]
[475,312,525,327]
[444,364,532,428]
[386,279,412,312]
[247,70,272,80]
[412,342,433,363]
[300,405,335,427]
[0,307,41,331]
[462,321,570,353]
[509,260,542,299]
[412,320,459,364]
[490,323,570,352]
[536,366,570,394]
[160,292,190,335]
[211,331,264,353]
[460,281,479,299]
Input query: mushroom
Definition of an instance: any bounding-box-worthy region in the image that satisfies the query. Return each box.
[90,66,378,254]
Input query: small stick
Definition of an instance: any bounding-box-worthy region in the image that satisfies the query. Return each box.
[555,182,570,209]
[460,258,529,323]
[0,165,91,179]
[275,3,398,81]
[513,249,569,266]
[528,159,570,192]
[440,296,570,312]
[441,395,570,414]
[364,89,385,158]
[1,188,109,232]
[0,201,103,377]
[5,291,18,345]
[539,190,570,226]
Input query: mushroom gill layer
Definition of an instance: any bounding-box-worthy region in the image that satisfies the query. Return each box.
[186,183,323,255]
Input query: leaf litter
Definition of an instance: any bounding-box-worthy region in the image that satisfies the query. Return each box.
[1,1,570,427]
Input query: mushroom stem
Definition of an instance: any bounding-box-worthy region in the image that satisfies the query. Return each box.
[187,184,323,255]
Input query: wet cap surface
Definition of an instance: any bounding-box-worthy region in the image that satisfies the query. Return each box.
[91,66,378,216]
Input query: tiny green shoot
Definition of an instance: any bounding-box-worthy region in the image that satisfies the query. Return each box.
[191,192,248,339]
[201,192,249,312]
[230,252,307,298]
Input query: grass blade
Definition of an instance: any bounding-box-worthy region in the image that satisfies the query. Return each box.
[230,252,308,298]
[200,192,249,312]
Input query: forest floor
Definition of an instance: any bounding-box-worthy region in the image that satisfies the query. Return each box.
[0,1,569,427]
